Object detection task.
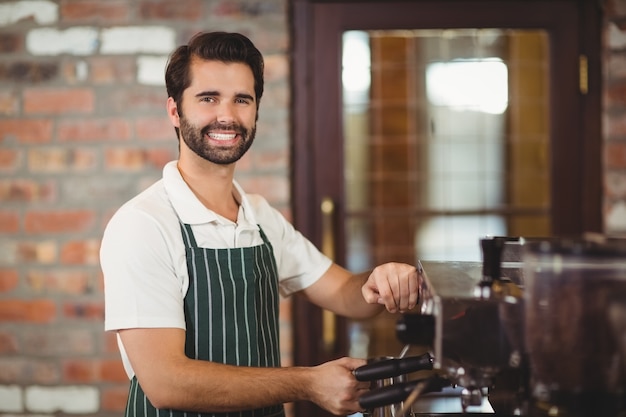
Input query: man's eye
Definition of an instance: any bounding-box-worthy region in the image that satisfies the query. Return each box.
[200,97,215,103]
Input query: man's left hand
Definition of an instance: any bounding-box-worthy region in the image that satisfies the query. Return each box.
[361,262,422,313]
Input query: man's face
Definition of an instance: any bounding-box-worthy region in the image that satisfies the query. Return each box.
[174,59,258,165]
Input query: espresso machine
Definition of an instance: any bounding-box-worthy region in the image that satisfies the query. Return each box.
[354,236,626,416]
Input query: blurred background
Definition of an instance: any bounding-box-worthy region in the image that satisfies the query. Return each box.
[0,0,625,416]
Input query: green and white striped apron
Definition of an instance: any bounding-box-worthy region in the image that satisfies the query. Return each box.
[125,222,285,417]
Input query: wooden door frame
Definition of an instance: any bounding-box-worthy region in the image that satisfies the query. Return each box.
[290,1,602,415]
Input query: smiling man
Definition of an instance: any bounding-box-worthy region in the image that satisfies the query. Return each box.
[100,31,421,417]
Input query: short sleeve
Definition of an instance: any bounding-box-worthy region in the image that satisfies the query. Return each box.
[101,206,186,332]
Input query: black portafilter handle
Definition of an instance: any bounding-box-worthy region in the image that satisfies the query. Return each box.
[480,236,505,286]
[353,353,434,382]
[358,375,450,410]
[480,236,522,286]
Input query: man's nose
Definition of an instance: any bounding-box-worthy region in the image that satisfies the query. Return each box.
[216,102,236,124]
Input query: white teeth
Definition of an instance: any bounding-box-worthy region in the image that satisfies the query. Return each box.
[208,132,236,141]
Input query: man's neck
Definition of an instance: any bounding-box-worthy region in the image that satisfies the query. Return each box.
[177,157,240,223]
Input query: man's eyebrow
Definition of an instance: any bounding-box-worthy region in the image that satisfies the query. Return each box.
[195,90,219,98]
[194,91,255,102]
[235,93,255,102]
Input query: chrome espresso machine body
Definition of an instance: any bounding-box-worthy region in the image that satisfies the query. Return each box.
[355,236,626,416]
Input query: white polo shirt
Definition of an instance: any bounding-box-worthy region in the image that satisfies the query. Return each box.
[101,161,332,377]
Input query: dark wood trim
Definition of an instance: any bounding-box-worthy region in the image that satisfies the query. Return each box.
[547,1,582,235]
[579,0,604,233]
[290,2,333,416]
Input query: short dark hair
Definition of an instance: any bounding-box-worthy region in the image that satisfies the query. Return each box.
[165,32,265,136]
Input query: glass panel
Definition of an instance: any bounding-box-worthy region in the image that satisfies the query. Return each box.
[342,29,550,358]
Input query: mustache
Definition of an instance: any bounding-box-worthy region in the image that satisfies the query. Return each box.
[201,122,246,136]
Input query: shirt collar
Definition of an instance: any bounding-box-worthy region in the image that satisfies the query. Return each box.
[162,160,258,227]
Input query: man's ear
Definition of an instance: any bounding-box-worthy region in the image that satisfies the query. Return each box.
[167,97,180,128]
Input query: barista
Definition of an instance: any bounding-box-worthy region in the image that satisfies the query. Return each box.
[100,31,421,417]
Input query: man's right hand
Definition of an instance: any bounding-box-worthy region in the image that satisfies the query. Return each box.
[307,357,370,415]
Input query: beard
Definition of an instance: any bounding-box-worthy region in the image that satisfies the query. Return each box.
[179,116,256,165]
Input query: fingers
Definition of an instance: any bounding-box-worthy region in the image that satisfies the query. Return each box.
[315,357,369,415]
[398,268,417,312]
[366,263,420,313]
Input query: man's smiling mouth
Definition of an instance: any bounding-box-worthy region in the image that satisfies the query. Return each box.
[207,132,237,141]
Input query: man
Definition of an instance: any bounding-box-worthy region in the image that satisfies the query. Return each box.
[100,31,420,417]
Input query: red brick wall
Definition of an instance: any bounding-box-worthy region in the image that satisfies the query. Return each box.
[0,0,290,415]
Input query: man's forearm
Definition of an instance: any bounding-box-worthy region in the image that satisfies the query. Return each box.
[301,264,384,319]
[340,271,385,319]
[151,361,312,412]
[132,352,367,416]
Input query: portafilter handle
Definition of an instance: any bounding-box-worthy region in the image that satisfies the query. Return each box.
[480,236,506,286]
[353,353,434,382]
[358,375,450,410]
